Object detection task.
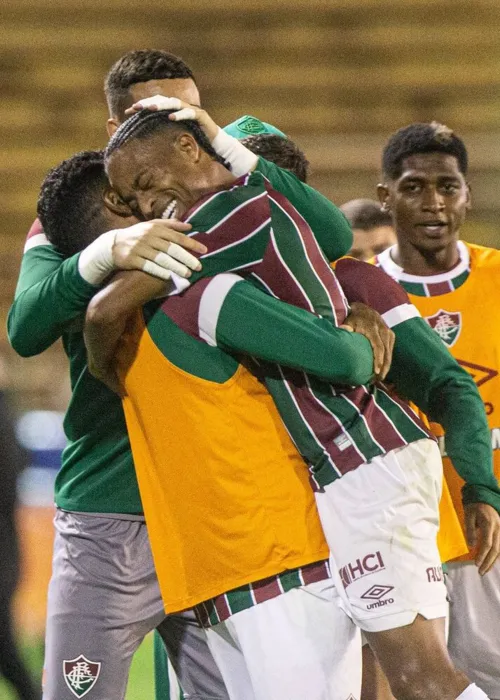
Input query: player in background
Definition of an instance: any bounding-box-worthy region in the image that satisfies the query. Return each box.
[341,199,397,262]
[7,50,227,700]
[96,103,500,700]
[239,128,469,700]
[239,134,396,700]
[376,121,500,700]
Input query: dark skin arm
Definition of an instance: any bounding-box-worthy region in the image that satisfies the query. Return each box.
[84,271,167,394]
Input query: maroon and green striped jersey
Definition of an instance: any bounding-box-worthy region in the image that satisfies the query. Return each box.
[164,175,495,500]
[167,174,433,486]
[180,171,350,324]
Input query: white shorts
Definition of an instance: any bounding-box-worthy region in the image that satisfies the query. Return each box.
[315,438,448,632]
[204,578,362,700]
[446,560,500,697]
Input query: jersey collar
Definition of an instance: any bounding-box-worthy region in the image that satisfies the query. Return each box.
[376,241,470,297]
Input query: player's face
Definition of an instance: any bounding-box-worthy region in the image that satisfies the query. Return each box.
[378,153,471,254]
[107,78,200,136]
[349,225,397,261]
[106,132,203,221]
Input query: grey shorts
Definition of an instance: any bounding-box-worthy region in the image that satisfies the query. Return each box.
[447,560,500,697]
[42,509,228,700]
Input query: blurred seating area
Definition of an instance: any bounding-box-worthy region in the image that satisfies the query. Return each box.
[0,3,499,696]
[2,1,500,378]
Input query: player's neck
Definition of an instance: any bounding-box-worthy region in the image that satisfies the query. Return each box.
[392,241,460,277]
[195,161,237,199]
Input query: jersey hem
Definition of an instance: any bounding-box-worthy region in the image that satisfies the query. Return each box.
[160,548,330,614]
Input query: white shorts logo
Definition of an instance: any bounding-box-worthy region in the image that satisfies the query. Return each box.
[361,584,394,610]
[63,656,101,697]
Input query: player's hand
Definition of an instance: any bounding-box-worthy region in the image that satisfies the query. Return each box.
[464,502,500,575]
[341,302,395,380]
[124,96,220,142]
[112,220,207,282]
[87,355,123,396]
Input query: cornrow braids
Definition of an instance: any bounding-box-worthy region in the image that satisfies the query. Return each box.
[37,150,109,257]
[382,122,468,180]
[105,109,229,169]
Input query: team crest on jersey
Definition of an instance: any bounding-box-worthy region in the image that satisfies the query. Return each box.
[236,116,266,134]
[425,309,462,347]
[63,656,101,697]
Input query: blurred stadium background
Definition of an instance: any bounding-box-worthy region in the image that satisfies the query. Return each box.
[1,0,499,697]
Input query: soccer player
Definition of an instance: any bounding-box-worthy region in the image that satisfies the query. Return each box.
[341,199,397,262]
[40,150,383,700]
[239,122,471,700]
[99,105,500,700]
[376,121,500,700]
[7,50,227,700]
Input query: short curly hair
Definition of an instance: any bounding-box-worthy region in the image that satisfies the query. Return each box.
[382,122,468,180]
[105,109,228,169]
[37,151,108,258]
[105,49,196,120]
[241,134,310,183]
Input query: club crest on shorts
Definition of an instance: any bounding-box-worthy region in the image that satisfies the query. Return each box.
[425,309,462,347]
[63,656,101,697]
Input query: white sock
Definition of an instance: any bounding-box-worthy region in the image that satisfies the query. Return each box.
[456,683,490,699]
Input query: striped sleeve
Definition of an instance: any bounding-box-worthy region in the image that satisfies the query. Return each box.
[172,173,349,332]
[163,274,374,386]
[334,257,421,327]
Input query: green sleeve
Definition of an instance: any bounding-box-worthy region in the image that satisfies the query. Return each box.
[8,245,98,357]
[214,279,374,385]
[387,316,500,512]
[255,157,353,261]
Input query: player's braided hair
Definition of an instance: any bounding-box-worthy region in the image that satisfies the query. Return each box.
[241,134,310,183]
[382,122,468,180]
[105,109,229,169]
[37,150,108,258]
[104,49,196,119]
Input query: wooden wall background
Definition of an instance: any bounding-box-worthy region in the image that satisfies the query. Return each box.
[1,0,500,408]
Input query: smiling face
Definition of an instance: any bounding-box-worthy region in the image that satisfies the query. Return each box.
[106,130,206,221]
[378,152,471,255]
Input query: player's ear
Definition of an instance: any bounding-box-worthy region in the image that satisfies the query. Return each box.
[103,186,132,218]
[107,118,120,138]
[377,183,391,213]
[176,133,201,163]
[465,182,472,211]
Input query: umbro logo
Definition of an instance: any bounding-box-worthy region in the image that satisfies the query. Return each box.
[361,584,395,610]
[361,584,394,601]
